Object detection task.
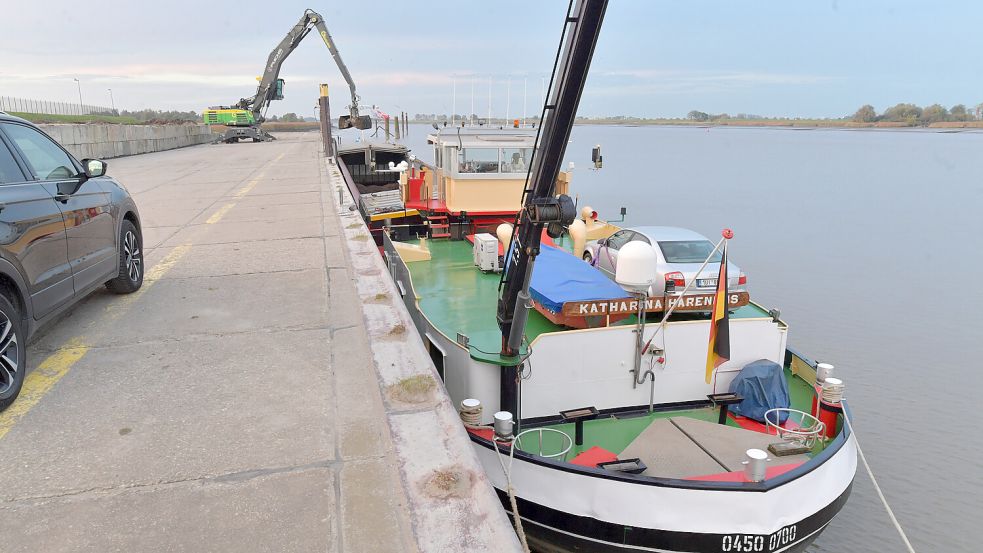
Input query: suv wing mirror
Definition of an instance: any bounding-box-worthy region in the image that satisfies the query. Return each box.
[82,159,107,178]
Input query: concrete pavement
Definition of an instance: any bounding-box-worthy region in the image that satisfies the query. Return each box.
[0,134,515,552]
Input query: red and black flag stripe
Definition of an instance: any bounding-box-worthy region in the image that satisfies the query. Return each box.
[705,242,731,384]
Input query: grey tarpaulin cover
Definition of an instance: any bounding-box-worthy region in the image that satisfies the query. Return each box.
[728,359,791,423]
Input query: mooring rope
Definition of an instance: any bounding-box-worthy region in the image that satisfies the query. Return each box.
[459,402,483,428]
[495,439,531,553]
[842,404,917,553]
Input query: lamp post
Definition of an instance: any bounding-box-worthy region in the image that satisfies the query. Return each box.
[73,78,83,115]
[107,88,116,114]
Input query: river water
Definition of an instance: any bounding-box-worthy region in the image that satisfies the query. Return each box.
[396,123,982,552]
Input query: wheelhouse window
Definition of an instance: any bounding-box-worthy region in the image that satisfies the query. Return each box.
[657,240,722,263]
[459,148,500,173]
[501,148,532,173]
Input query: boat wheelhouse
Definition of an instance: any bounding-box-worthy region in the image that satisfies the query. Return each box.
[337,127,569,246]
[415,127,569,222]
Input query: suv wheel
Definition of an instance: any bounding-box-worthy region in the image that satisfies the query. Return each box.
[0,294,26,413]
[106,220,144,294]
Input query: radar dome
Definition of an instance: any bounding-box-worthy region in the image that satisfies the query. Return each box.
[615,241,657,293]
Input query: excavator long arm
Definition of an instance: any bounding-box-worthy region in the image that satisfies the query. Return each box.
[236,9,371,130]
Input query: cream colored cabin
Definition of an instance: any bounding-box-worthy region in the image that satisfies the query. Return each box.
[405,127,569,214]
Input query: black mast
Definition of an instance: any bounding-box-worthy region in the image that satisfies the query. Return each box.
[496,0,608,423]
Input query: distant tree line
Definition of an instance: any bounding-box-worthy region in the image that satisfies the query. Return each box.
[686,111,767,122]
[850,103,983,124]
[268,113,300,122]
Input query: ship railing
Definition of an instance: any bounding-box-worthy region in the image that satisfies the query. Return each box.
[764,408,825,448]
[514,428,573,460]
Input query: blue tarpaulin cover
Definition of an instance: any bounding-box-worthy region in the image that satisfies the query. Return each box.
[729,359,791,423]
[528,245,627,313]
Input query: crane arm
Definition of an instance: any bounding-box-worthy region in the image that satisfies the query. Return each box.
[236,9,370,129]
[311,16,362,122]
[495,0,607,422]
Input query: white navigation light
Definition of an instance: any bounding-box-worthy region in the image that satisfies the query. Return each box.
[615,241,657,292]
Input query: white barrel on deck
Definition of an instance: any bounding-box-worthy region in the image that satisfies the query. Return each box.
[744,448,769,482]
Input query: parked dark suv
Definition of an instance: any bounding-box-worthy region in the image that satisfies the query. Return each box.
[0,113,143,411]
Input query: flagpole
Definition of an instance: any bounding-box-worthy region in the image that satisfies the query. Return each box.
[704,234,731,384]
[641,231,729,354]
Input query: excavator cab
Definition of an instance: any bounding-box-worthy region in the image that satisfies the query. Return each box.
[338,114,373,130]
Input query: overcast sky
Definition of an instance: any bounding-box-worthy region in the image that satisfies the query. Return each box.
[2,0,982,119]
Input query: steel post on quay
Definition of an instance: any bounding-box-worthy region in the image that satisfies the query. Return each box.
[318,83,333,159]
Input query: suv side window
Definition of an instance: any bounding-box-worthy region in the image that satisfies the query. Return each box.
[0,123,78,181]
[0,139,25,184]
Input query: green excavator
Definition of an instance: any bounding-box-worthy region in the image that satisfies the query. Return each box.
[204,9,372,143]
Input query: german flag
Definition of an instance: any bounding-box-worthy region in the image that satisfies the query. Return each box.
[705,241,731,384]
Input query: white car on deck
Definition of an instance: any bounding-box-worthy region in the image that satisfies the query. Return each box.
[584,226,746,299]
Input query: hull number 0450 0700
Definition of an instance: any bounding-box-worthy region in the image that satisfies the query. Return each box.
[721,525,797,552]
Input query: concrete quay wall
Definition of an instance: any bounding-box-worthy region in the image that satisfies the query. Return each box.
[38,123,213,160]
[325,155,524,553]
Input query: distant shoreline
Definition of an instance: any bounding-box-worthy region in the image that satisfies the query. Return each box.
[411,118,983,131]
[569,119,983,129]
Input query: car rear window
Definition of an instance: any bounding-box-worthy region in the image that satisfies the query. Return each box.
[657,240,722,263]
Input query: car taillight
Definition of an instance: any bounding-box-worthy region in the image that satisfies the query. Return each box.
[665,272,685,288]
[738,272,747,285]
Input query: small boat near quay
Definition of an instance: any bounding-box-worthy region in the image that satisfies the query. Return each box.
[338,2,857,551]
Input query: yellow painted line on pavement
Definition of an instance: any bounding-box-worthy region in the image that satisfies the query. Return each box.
[205,203,236,225]
[0,152,287,440]
[102,243,193,319]
[0,340,88,440]
[206,153,285,224]
[0,243,195,441]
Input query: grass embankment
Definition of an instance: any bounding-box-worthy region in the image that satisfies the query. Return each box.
[9,112,141,124]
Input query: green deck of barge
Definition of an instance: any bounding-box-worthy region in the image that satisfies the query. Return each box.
[520,367,822,462]
[402,238,773,364]
[400,237,830,478]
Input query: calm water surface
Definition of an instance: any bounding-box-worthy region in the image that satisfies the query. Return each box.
[398,123,982,552]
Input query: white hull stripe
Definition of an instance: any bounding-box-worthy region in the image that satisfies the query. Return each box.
[517,515,831,553]
[493,484,851,553]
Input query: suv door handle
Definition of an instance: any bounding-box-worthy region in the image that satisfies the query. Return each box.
[0,202,5,212]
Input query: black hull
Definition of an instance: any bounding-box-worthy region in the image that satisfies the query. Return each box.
[496,484,852,553]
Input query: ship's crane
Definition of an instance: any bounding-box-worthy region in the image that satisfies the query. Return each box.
[496,0,608,424]
[205,9,372,143]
